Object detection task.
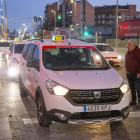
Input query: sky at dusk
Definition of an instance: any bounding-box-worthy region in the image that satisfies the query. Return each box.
[1,0,140,34]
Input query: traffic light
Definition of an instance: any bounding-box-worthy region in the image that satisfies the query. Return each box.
[70,25,74,31]
[84,30,89,36]
[31,36,35,39]
[34,16,37,22]
[58,13,61,19]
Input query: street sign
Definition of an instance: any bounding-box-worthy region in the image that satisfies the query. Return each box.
[60,31,66,35]
[84,26,87,30]
[45,31,51,39]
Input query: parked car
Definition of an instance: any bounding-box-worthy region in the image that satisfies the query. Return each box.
[7,40,28,78]
[0,41,11,60]
[90,43,122,67]
[19,37,129,127]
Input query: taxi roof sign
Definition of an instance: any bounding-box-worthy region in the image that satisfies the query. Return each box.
[52,35,65,42]
[15,38,21,42]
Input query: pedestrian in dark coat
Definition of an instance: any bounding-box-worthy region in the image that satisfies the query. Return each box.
[125,39,140,108]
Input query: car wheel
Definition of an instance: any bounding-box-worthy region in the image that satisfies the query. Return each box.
[37,94,52,127]
[19,76,28,97]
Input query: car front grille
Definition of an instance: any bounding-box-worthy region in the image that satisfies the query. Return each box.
[68,88,122,104]
[70,111,121,119]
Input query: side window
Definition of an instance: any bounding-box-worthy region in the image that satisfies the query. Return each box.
[22,44,29,59]
[26,44,35,61]
[10,43,14,53]
[32,46,39,68]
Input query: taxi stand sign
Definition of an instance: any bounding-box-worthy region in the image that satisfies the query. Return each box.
[52,35,65,42]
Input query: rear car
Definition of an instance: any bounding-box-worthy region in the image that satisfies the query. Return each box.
[0,41,11,60]
[91,43,121,67]
[7,40,28,78]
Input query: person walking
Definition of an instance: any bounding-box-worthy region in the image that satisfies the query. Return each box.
[125,39,140,108]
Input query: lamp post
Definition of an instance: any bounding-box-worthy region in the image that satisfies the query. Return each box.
[52,10,56,33]
[116,0,118,49]
[40,16,44,39]
[5,0,7,39]
[71,0,76,39]
[1,0,3,36]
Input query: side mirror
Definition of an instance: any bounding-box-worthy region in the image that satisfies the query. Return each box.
[109,60,114,67]
[26,61,39,68]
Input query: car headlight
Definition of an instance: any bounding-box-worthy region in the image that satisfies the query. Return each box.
[8,67,17,77]
[120,80,129,93]
[96,55,100,59]
[46,80,69,96]
[117,55,121,59]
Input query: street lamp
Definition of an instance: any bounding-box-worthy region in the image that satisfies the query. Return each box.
[52,10,56,32]
[23,24,25,26]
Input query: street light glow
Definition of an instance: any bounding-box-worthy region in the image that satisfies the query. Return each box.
[2,16,4,18]
[23,24,25,26]
[51,10,54,12]
[71,0,74,3]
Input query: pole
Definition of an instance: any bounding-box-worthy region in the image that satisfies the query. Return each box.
[28,23,30,39]
[75,1,76,39]
[116,0,118,49]
[34,21,35,36]
[1,0,3,37]
[42,17,44,39]
[5,0,7,39]
[54,11,56,32]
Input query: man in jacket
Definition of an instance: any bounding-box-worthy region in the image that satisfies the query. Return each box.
[125,39,140,108]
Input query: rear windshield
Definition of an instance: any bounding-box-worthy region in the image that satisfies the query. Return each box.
[95,45,114,51]
[0,43,10,47]
[14,44,25,54]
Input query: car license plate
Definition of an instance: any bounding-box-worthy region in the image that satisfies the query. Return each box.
[84,105,111,112]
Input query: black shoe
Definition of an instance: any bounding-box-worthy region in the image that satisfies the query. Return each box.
[130,101,137,105]
[135,104,140,109]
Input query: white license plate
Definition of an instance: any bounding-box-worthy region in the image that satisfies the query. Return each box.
[84,105,111,112]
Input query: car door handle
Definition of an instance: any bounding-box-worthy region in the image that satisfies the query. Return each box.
[28,69,30,72]
[22,63,24,65]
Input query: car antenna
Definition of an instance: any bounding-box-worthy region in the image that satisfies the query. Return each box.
[66,39,71,45]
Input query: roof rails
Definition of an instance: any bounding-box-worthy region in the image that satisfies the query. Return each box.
[27,39,44,42]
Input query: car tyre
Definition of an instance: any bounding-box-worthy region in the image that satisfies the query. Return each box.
[19,76,28,97]
[37,94,52,127]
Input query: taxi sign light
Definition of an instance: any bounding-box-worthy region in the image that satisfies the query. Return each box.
[52,35,65,42]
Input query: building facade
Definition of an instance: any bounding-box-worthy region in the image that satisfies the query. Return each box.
[44,0,95,31]
[95,5,140,26]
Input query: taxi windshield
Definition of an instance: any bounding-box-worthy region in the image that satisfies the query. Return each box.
[43,46,108,71]
[14,44,25,54]
[95,45,114,51]
[0,42,10,47]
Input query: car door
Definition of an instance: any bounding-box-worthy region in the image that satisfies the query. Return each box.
[29,45,40,97]
[20,44,30,86]
[25,44,36,94]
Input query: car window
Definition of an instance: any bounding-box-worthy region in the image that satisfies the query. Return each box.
[14,44,25,54]
[22,44,29,59]
[10,43,14,53]
[26,44,35,61]
[0,42,10,47]
[32,46,39,70]
[95,45,114,51]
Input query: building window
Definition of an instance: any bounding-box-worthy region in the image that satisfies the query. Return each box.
[102,20,105,24]
[109,14,112,16]
[102,15,105,19]
[127,14,130,18]
[98,20,101,24]
[98,15,101,19]
[95,16,97,19]
[122,14,125,18]
[109,20,112,24]
[131,10,133,13]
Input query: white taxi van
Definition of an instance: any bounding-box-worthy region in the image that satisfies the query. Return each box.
[90,43,122,67]
[0,40,11,60]
[7,39,28,78]
[19,36,129,127]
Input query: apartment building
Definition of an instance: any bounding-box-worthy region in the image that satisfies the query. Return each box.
[95,5,140,26]
[44,0,95,31]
